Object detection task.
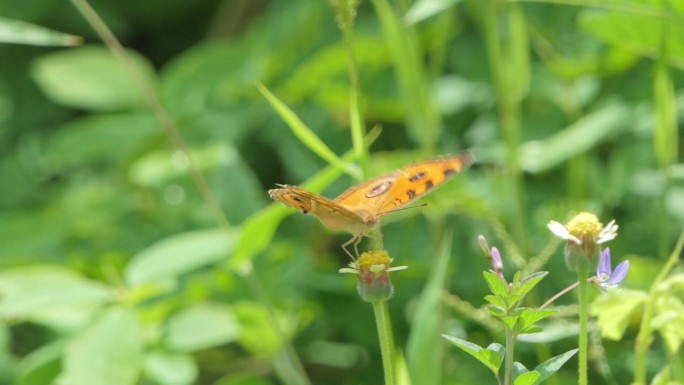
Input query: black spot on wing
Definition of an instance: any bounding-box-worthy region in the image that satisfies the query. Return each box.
[366,181,393,198]
[424,179,434,190]
[407,189,416,200]
[443,168,456,176]
[409,171,427,182]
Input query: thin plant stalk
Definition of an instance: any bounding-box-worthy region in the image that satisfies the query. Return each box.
[335,0,371,178]
[504,328,515,385]
[577,266,590,385]
[482,1,528,253]
[633,230,684,384]
[70,1,312,384]
[373,300,397,385]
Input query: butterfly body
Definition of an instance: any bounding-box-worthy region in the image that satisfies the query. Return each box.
[268,152,474,257]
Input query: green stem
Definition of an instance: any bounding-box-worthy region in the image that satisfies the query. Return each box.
[633,230,684,384]
[504,328,515,385]
[577,267,589,385]
[373,300,397,385]
[336,0,371,178]
[482,0,527,253]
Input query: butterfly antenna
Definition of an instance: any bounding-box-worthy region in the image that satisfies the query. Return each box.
[382,202,428,216]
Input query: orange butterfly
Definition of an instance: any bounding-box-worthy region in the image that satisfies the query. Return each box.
[269,152,475,257]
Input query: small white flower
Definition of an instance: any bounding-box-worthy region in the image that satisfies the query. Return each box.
[547,212,618,246]
[547,220,582,244]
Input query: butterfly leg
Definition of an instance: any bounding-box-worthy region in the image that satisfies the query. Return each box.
[341,235,362,260]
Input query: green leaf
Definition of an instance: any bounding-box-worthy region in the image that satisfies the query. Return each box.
[233,302,282,356]
[0,266,113,324]
[31,45,155,111]
[652,296,684,354]
[512,361,529,380]
[46,113,159,169]
[0,17,82,46]
[579,9,684,69]
[144,351,197,385]
[125,228,235,287]
[442,335,504,375]
[514,371,540,385]
[531,349,578,385]
[517,323,578,343]
[653,60,678,168]
[591,289,648,340]
[517,308,558,332]
[256,82,360,179]
[165,303,241,352]
[484,295,507,310]
[483,270,509,297]
[487,307,506,320]
[516,271,548,298]
[407,233,452,385]
[60,307,144,385]
[520,103,631,173]
[404,0,463,25]
[16,339,64,385]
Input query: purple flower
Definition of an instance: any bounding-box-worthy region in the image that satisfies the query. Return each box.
[596,248,629,288]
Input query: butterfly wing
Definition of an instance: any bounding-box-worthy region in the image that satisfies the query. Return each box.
[332,171,402,222]
[375,152,475,215]
[268,184,370,236]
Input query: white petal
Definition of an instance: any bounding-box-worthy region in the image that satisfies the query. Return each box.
[338,268,359,274]
[547,221,570,238]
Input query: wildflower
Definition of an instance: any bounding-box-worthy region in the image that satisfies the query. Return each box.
[547,212,618,270]
[595,248,630,289]
[339,250,407,302]
[477,235,504,278]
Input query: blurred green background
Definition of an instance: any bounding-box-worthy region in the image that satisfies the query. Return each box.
[0,0,683,384]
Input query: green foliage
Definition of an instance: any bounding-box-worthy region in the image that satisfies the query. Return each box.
[442,336,504,375]
[1,0,683,384]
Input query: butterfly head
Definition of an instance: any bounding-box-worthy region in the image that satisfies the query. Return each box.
[268,186,313,214]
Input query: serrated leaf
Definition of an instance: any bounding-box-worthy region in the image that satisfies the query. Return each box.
[483,271,509,297]
[124,229,235,287]
[516,272,548,298]
[591,289,647,340]
[484,295,507,309]
[60,307,143,385]
[442,335,503,374]
[518,308,558,330]
[165,303,241,352]
[531,349,578,385]
[519,325,543,335]
[501,316,518,330]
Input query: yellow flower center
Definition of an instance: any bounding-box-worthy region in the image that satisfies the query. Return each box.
[566,212,603,241]
[358,250,392,271]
